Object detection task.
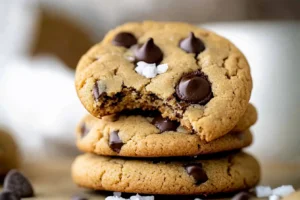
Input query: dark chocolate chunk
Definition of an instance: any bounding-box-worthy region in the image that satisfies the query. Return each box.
[92,81,106,101]
[0,191,20,200]
[152,115,179,132]
[184,163,208,185]
[80,123,90,138]
[92,83,100,100]
[179,32,205,54]
[176,71,212,104]
[109,131,123,153]
[135,38,163,64]
[3,170,34,198]
[232,192,251,200]
[112,32,137,48]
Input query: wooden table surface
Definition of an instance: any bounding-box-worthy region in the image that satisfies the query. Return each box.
[1,157,300,200]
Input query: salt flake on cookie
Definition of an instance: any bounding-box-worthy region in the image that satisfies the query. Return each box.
[135,61,168,78]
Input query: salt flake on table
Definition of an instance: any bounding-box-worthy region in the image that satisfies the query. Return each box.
[130,194,154,200]
[272,185,295,197]
[269,195,280,200]
[113,192,122,197]
[255,186,273,197]
[105,196,126,200]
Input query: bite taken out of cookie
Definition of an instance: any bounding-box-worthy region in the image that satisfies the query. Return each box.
[75,21,252,141]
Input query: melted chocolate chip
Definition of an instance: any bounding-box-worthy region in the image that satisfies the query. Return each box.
[152,115,179,132]
[92,81,106,101]
[112,32,137,48]
[80,123,90,138]
[109,131,123,153]
[184,163,208,185]
[232,192,251,200]
[179,32,205,55]
[0,191,19,200]
[135,38,163,64]
[176,71,212,104]
[3,170,34,198]
[92,83,100,100]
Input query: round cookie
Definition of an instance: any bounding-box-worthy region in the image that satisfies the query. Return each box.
[75,21,252,142]
[72,152,260,195]
[76,104,256,157]
[0,129,19,177]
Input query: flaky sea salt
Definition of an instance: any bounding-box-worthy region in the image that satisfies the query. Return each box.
[113,192,122,197]
[106,196,126,200]
[272,185,295,197]
[130,194,154,200]
[135,61,168,78]
[105,194,154,200]
[255,186,273,197]
[156,63,168,74]
[142,65,157,78]
[269,195,280,200]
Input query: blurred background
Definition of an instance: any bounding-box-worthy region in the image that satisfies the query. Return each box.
[0,0,300,163]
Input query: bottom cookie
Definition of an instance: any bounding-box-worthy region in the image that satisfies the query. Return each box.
[72,152,260,195]
[0,129,19,177]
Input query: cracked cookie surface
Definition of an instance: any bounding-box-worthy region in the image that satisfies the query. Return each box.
[71,152,260,195]
[0,129,19,176]
[76,104,256,157]
[75,21,252,141]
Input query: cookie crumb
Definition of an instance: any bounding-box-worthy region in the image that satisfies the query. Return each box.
[255,186,273,197]
[272,185,295,197]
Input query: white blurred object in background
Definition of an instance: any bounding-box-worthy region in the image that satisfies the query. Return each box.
[202,22,300,162]
[0,56,86,158]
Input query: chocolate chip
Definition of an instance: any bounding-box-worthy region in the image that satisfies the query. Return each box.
[135,38,163,64]
[232,192,251,200]
[184,163,208,185]
[109,131,123,153]
[92,83,100,100]
[176,71,212,104]
[3,170,34,198]
[179,32,205,55]
[112,32,137,48]
[0,191,20,200]
[80,123,89,138]
[152,115,179,132]
[92,81,106,101]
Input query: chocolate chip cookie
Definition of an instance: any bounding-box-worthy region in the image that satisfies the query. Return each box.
[76,104,256,157]
[0,129,19,177]
[71,152,260,195]
[75,21,252,141]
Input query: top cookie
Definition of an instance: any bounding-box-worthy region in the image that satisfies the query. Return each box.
[75,21,252,141]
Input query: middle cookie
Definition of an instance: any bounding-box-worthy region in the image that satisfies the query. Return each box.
[76,104,256,157]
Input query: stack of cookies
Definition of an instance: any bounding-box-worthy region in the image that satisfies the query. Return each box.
[72,21,260,197]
